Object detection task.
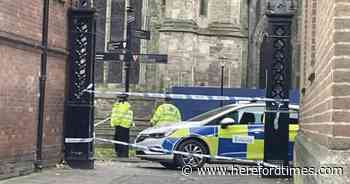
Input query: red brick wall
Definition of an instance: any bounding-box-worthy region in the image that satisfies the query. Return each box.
[295,0,350,183]
[0,0,72,179]
[0,0,43,42]
[299,0,350,150]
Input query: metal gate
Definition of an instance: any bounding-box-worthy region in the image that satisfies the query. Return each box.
[64,1,96,169]
[262,1,295,177]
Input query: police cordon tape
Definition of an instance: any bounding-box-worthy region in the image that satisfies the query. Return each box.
[65,117,112,143]
[84,89,289,103]
[83,85,291,114]
[94,117,111,127]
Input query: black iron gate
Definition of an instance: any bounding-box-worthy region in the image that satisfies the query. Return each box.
[64,3,96,169]
[263,11,294,177]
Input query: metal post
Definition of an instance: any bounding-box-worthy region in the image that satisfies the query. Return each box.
[125,4,134,93]
[220,65,224,107]
[114,1,134,158]
[64,3,96,169]
[36,0,49,170]
[262,0,295,178]
[219,56,227,107]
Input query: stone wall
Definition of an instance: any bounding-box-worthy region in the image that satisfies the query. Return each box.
[0,0,72,179]
[295,0,350,183]
[138,0,249,91]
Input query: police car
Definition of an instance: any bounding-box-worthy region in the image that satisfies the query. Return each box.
[135,102,299,169]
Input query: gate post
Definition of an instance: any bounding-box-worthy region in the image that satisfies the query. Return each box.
[64,1,96,169]
[263,0,295,177]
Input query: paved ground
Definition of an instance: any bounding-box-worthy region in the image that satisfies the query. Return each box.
[0,161,292,184]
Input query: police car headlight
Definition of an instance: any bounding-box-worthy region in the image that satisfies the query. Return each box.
[149,133,166,138]
[149,129,176,139]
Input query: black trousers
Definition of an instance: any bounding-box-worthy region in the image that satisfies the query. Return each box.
[114,126,130,158]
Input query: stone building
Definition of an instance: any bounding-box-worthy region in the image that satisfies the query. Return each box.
[295,0,350,183]
[0,0,73,179]
[140,0,249,91]
[94,0,249,92]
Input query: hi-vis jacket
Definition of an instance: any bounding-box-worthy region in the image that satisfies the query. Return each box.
[151,103,182,126]
[111,102,134,128]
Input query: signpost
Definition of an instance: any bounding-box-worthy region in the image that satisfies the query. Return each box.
[96,5,167,94]
[98,3,167,158]
[96,52,168,64]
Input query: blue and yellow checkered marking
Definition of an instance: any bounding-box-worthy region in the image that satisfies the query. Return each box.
[189,127,217,137]
[189,126,219,156]
[162,138,179,151]
[218,139,247,158]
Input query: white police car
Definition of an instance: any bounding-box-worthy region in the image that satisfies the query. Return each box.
[135,103,299,169]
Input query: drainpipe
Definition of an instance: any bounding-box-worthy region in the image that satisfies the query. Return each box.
[36,0,50,170]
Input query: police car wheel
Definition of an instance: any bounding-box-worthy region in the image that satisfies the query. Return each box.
[174,139,208,168]
[159,162,179,170]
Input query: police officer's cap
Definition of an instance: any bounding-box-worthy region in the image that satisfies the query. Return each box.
[164,96,171,102]
[118,94,129,100]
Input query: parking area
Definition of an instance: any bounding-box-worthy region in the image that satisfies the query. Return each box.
[0,161,292,184]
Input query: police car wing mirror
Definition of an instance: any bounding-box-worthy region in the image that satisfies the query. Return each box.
[220,118,236,128]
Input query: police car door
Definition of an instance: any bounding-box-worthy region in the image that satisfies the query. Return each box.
[217,106,265,159]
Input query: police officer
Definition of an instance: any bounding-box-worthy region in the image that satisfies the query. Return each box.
[111,94,134,158]
[151,97,182,126]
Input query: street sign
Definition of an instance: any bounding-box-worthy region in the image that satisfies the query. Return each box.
[96,53,167,64]
[95,52,123,62]
[132,55,139,62]
[107,41,126,51]
[137,54,168,64]
[134,29,151,40]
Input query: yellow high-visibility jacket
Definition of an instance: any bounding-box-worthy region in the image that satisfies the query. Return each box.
[151,103,182,126]
[111,102,134,128]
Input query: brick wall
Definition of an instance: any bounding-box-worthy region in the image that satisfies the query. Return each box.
[0,0,72,179]
[295,0,350,183]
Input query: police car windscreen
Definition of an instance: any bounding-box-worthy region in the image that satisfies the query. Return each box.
[188,106,233,121]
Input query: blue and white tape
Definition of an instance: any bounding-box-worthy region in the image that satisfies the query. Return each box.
[94,117,111,127]
[85,90,289,103]
[65,138,94,143]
